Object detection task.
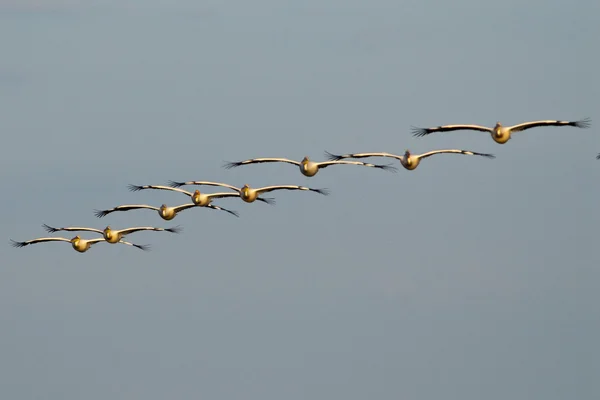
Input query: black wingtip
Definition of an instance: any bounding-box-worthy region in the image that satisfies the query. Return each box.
[127,184,143,192]
[167,180,184,188]
[323,151,343,161]
[10,239,25,248]
[575,117,591,129]
[411,126,430,137]
[166,225,183,234]
[135,243,152,251]
[222,161,241,170]
[596,153,600,160]
[258,197,276,206]
[474,152,496,159]
[42,223,58,233]
[94,209,108,218]
[314,188,330,196]
[379,163,399,172]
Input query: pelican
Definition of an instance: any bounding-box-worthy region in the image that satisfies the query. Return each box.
[42,224,182,243]
[94,202,238,220]
[411,118,591,144]
[10,235,149,253]
[324,149,495,171]
[127,184,275,206]
[169,181,329,203]
[222,156,397,177]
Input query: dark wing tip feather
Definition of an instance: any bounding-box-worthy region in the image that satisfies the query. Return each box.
[257,197,276,205]
[313,188,330,196]
[94,209,109,218]
[472,151,496,159]
[134,243,152,251]
[575,117,591,129]
[10,239,26,248]
[167,180,185,188]
[127,184,144,192]
[42,223,59,233]
[166,225,183,234]
[596,153,600,160]
[378,163,398,172]
[323,151,343,161]
[222,161,241,169]
[410,126,431,137]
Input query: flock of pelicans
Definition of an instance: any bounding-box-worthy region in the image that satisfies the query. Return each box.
[11,117,594,253]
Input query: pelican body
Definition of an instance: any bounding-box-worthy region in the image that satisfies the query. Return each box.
[10,235,149,253]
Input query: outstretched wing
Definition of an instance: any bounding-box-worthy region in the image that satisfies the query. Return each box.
[417,149,496,160]
[255,185,330,196]
[10,237,71,248]
[256,197,276,205]
[94,204,158,218]
[508,118,591,133]
[168,180,240,191]
[324,151,403,162]
[172,203,199,214]
[411,124,492,137]
[206,192,243,200]
[117,225,183,235]
[223,158,300,169]
[117,240,151,251]
[128,184,192,196]
[42,224,103,234]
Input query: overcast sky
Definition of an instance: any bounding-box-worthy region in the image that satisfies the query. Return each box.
[1,1,598,399]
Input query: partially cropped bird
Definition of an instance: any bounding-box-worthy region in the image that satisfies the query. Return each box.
[596,153,600,160]
[94,202,238,220]
[222,156,397,177]
[169,181,329,203]
[42,224,182,243]
[10,235,149,253]
[411,118,591,144]
[127,184,275,206]
[324,149,495,171]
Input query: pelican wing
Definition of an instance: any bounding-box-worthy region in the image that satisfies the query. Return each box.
[94,204,159,218]
[172,203,199,214]
[256,197,276,205]
[416,149,496,160]
[317,160,398,172]
[128,184,192,196]
[206,192,243,200]
[411,124,492,137]
[42,224,103,235]
[223,157,300,169]
[508,118,591,133]
[117,225,183,235]
[597,153,600,160]
[10,237,71,248]
[117,240,151,251]
[206,204,240,217]
[168,180,240,191]
[255,185,330,196]
[324,151,402,162]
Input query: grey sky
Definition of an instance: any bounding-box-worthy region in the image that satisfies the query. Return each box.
[1,1,598,399]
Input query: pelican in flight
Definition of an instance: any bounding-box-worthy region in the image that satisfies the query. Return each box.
[42,224,182,243]
[127,184,275,206]
[222,156,397,177]
[10,235,149,253]
[94,202,238,220]
[324,149,495,171]
[169,181,329,203]
[411,118,591,144]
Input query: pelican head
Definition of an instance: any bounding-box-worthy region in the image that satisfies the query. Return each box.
[494,121,502,128]
[241,184,250,196]
[103,226,113,238]
[404,149,411,158]
[301,156,309,163]
[160,204,167,209]
[71,235,81,243]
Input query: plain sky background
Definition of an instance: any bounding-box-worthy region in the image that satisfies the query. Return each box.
[1,1,598,399]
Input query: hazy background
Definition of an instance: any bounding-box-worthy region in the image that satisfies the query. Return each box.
[1,1,598,399]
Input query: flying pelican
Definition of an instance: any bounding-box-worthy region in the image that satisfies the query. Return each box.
[94,203,238,220]
[127,184,275,206]
[411,118,591,144]
[222,156,398,177]
[324,149,495,171]
[42,224,182,243]
[169,181,329,203]
[10,235,149,253]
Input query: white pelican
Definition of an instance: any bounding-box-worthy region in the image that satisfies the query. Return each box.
[42,224,182,243]
[222,156,398,177]
[169,181,329,203]
[127,184,275,206]
[10,235,149,253]
[324,149,495,171]
[411,118,591,144]
[94,202,238,220]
